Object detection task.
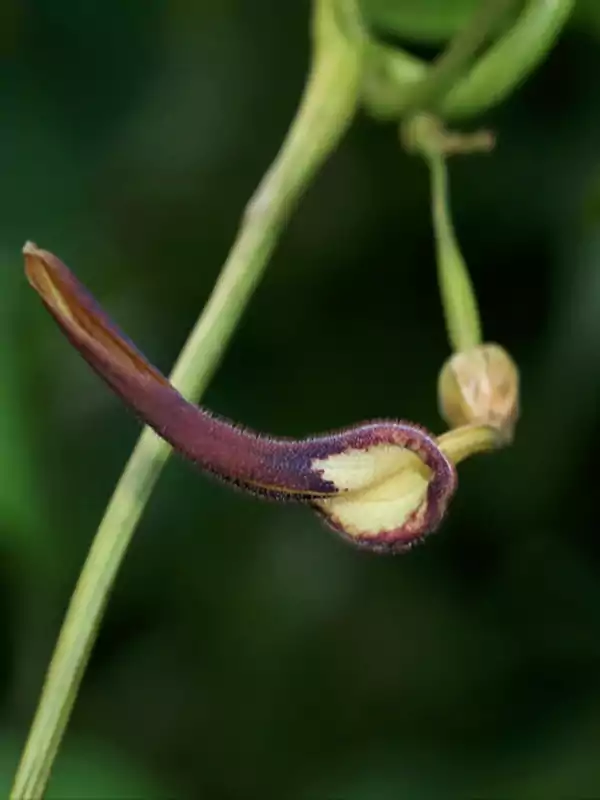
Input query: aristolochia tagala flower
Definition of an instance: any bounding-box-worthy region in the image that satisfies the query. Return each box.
[23,242,509,554]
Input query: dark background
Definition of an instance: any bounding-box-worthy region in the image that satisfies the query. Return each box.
[2,1,600,797]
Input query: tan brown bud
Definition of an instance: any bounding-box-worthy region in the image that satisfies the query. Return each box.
[438,343,519,443]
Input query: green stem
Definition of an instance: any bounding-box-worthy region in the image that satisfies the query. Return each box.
[441,0,575,118]
[428,140,482,353]
[362,0,574,123]
[10,2,364,797]
[404,0,520,113]
[438,423,501,464]
[361,0,519,119]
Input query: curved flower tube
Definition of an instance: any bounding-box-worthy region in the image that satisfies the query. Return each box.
[23,243,458,554]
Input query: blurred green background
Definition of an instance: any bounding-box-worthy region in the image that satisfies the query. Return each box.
[3,1,600,797]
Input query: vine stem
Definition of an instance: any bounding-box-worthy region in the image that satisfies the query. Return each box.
[10,2,364,797]
[362,0,575,122]
[404,0,520,113]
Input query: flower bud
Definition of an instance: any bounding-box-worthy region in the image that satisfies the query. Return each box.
[438,343,519,442]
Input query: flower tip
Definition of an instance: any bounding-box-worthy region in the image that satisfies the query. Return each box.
[22,243,72,320]
[23,240,40,255]
[23,241,56,286]
[23,242,50,291]
[22,242,51,285]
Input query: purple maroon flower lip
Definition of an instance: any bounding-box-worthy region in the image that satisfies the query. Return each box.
[23,242,458,554]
